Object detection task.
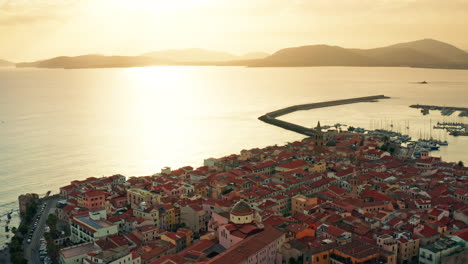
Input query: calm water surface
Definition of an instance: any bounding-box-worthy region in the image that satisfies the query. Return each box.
[1,66,467,244]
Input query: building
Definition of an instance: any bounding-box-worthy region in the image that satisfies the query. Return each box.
[230,200,255,224]
[127,188,156,208]
[77,190,106,210]
[83,245,140,264]
[218,201,264,249]
[70,212,119,243]
[180,204,206,235]
[18,193,39,215]
[161,232,187,252]
[207,225,286,264]
[59,242,100,264]
[419,236,466,264]
[134,203,160,226]
[330,239,396,264]
[377,233,420,264]
[133,225,162,242]
[291,195,318,215]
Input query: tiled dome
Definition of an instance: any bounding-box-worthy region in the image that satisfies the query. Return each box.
[230,201,253,216]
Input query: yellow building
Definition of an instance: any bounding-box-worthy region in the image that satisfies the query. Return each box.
[160,204,177,231]
[127,188,155,208]
[291,195,318,215]
[309,161,326,174]
[177,228,194,246]
[194,184,208,198]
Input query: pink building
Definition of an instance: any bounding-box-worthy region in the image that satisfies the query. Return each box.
[217,201,264,249]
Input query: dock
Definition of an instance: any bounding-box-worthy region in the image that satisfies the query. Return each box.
[258,95,390,136]
[410,104,468,117]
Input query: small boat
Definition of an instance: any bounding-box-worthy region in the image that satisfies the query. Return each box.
[439,141,448,146]
[355,127,366,133]
[430,145,440,150]
[419,81,428,84]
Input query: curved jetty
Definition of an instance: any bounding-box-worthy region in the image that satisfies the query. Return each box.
[258,95,390,136]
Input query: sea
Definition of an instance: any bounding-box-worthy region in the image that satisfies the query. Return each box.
[1,66,467,246]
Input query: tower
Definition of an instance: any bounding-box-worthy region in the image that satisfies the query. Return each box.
[314,121,324,149]
[348,168,360,198]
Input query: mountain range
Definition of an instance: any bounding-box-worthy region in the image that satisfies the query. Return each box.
[0,59,13,67]
[247,39,468,68]
[15,39,468,69]
[15,49,270,69]
[141,48,269,62]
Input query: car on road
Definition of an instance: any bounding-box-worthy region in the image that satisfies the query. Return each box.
[27,238,31,243]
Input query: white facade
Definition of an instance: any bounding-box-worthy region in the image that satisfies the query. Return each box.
[71,216,119,243]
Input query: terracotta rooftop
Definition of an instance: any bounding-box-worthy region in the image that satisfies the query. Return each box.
[206,225,284,264]
[230,201,253,215]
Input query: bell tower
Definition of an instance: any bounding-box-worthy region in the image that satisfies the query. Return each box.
[314,121,324,150]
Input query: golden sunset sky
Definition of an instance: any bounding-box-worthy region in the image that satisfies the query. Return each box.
[1,0,467,61]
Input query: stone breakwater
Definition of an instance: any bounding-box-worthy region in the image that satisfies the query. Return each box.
[258,95,390,136]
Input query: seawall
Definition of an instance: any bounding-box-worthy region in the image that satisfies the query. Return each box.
[258,95,389,136]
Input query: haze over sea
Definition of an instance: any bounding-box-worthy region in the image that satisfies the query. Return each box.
[1,66,467,219]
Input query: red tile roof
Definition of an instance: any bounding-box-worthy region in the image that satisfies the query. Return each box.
[277,160,308,170]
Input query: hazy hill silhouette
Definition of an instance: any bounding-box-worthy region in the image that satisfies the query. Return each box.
[248,39,468,68]
[16,55,172,69]
[385,39,468,62]
[0,59,13,67]
[15,39,468,69]
[142,48,268,62]
[248,45,376,67]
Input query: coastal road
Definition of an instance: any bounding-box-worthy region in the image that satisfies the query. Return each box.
[24,197,59,264]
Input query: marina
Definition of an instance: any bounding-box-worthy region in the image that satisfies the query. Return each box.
[410,104,468,117]
[258,95,465,160]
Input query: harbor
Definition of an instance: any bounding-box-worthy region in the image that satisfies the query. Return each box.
[258,95,390,136]
[410,104,468,117]
[257,95,468,161]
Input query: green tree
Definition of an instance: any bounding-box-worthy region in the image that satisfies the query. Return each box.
[46,214,58,233]
[348,126,355,132]
[18,223,28,235]
[458,161,464,167]
[24,202,38,223]
[44,232,59,259]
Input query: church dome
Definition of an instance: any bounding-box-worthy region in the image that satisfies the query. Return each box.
[230,201,253,216]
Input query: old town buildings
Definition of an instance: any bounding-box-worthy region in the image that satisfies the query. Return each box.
[53,130,467,264]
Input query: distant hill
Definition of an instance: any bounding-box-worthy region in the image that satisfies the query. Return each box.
[246,39,468,69]
[16,55,173,69]
[142,48,268,62]
[248,45,376,67]
[384,39,468,63]
[15,39,468,69]
[0,59,13,67]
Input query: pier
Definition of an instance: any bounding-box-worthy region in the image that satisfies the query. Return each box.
[410,104,468,117]
[258,95,390,136]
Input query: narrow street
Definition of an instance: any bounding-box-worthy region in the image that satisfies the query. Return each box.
[24,197,59,264]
